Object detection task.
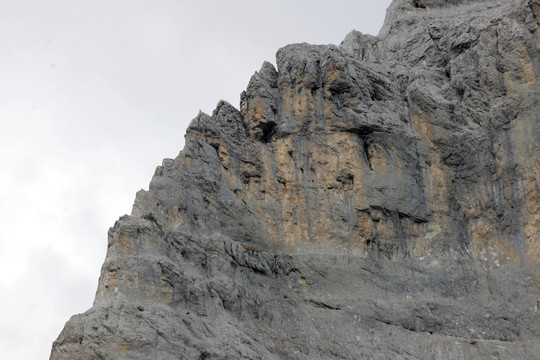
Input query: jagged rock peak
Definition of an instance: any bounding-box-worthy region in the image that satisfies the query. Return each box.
[51,0,539,359]
[339,30,378,62]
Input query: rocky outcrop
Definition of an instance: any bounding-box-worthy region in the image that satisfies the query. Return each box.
[51,0,540,359]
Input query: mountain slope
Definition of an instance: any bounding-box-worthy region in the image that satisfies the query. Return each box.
[51,1,540,359]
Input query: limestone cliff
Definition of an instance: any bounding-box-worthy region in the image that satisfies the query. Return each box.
[51,0,540,359]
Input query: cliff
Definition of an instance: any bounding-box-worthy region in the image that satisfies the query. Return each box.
[51,0,540,359]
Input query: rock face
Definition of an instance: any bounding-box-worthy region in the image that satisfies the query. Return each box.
[52,0,540,359]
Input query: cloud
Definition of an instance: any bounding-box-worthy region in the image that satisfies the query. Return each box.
[0,245,98,358]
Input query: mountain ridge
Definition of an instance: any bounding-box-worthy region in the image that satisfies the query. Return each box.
[52,0,540,358]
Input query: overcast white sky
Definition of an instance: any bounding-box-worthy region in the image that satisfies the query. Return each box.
[0,1,391,358]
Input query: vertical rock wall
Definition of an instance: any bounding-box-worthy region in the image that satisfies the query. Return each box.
[52,1,540,359]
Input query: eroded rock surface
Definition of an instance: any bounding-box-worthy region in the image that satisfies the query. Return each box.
[52,0,540,359]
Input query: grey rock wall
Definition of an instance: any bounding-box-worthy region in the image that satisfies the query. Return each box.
[51,0,540,359]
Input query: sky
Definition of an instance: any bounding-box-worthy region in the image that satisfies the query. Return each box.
[0,1,391,358]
